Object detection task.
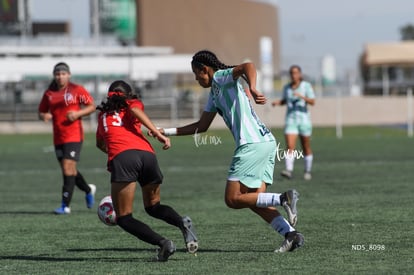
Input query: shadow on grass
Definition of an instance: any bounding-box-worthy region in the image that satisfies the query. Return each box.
[67,248,153,253]
[0,211,52,215]
[0,254,181,263]
[68,247,269,253]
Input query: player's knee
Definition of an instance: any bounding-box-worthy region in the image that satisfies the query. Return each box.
[61,162,76,176]
[224,196,240,209]
[145,202,161,217]
[116,213,133,229]
[62,168,76,176]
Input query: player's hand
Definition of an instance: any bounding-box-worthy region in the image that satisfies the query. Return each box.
[148,128,164,137]
[66,111,79,122]
[271,100,281,107]
[293,92,303,99]
[156,134,171,150]
[251,88,267,105]
[42,113,53,122]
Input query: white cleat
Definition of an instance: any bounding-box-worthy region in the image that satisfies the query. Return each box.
[275,231,304,253]
[281,170,293,179]
[304,172,312,181]
[182,216,199,253]
[281,189,299,226]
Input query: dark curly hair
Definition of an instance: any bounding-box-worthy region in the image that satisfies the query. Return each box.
[97,80,138,113]
[191,50,235,71]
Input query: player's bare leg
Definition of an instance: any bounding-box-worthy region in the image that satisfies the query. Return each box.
[225,181,303,252]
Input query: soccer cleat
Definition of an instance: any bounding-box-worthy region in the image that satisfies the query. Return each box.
[275,231,304,253]
[280,170,292,179]
[181,216,199,253]
[304,172,312,181]
[54,205,71,215]
[85,184,96,209]
[156,239,176,262]
[280,189,299,226]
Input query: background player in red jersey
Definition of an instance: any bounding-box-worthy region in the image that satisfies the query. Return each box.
[38,62,96,214]
[96,80,198,262]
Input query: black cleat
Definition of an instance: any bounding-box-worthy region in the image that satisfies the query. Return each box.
[156,239,176,262]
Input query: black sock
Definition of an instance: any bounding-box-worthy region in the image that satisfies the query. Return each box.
[145,202,184,231]
[117,214,164,246]
[75,171,91,193]
[62,175,76,206]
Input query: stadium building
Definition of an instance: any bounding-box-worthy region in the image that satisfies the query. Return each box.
[136,0,280,74]
[0,0,280,129]
[361,41,414,95]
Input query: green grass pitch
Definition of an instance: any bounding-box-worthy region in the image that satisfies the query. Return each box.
[0,126,413,274]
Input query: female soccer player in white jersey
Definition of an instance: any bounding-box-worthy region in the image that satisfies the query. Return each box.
[152,50,304,252]
[272,65,315,180]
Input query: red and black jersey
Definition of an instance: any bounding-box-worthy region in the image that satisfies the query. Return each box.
[38,83,94,145]
[96,99,155,163]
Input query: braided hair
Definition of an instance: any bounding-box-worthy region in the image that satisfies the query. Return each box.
[191,50,234,71]
[97,80,138,113]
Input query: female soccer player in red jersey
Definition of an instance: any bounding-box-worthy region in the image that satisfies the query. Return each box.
[38,62,96,214]
[96,80,198,262]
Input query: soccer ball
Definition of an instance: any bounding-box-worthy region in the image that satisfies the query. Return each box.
[97,196,117,226]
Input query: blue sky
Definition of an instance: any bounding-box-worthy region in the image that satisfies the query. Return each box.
[275,0,414,77]
[31,0,414,78]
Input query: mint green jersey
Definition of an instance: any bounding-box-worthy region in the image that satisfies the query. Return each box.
[282,81,315,126]
[204,68,275,147]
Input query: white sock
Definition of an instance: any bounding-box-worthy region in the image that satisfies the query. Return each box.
[270,215,295,236]
[304,154,313,172]
[256,193,282,207]
[285,152,295,171]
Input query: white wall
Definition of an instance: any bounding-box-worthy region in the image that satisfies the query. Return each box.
[1,96,412,134]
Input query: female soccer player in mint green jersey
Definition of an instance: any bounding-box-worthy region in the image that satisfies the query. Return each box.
[152,50,304,253]
[272,65,315,181]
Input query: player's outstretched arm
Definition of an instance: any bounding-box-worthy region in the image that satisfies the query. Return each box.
[130,107,170,150]
[149,111,216,137]
[271,99,286,106]
[176,111,216,135]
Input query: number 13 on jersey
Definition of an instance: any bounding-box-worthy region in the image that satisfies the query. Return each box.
[102,112,123,132]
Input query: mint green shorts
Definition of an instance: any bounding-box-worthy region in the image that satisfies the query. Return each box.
[285,121,312,136]
[228,141,276,188]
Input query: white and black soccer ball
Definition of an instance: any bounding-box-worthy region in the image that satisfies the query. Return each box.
[97,196,117,226]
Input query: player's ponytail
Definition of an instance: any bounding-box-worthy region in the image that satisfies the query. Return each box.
[47,80,59,91]
[97,80,138,112]
[192,50,235,71]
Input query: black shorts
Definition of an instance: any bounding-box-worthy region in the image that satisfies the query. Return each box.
[55,142,82,162]
[109,149,163,186]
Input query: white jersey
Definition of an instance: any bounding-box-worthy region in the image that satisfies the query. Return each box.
[204,68,275,147]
